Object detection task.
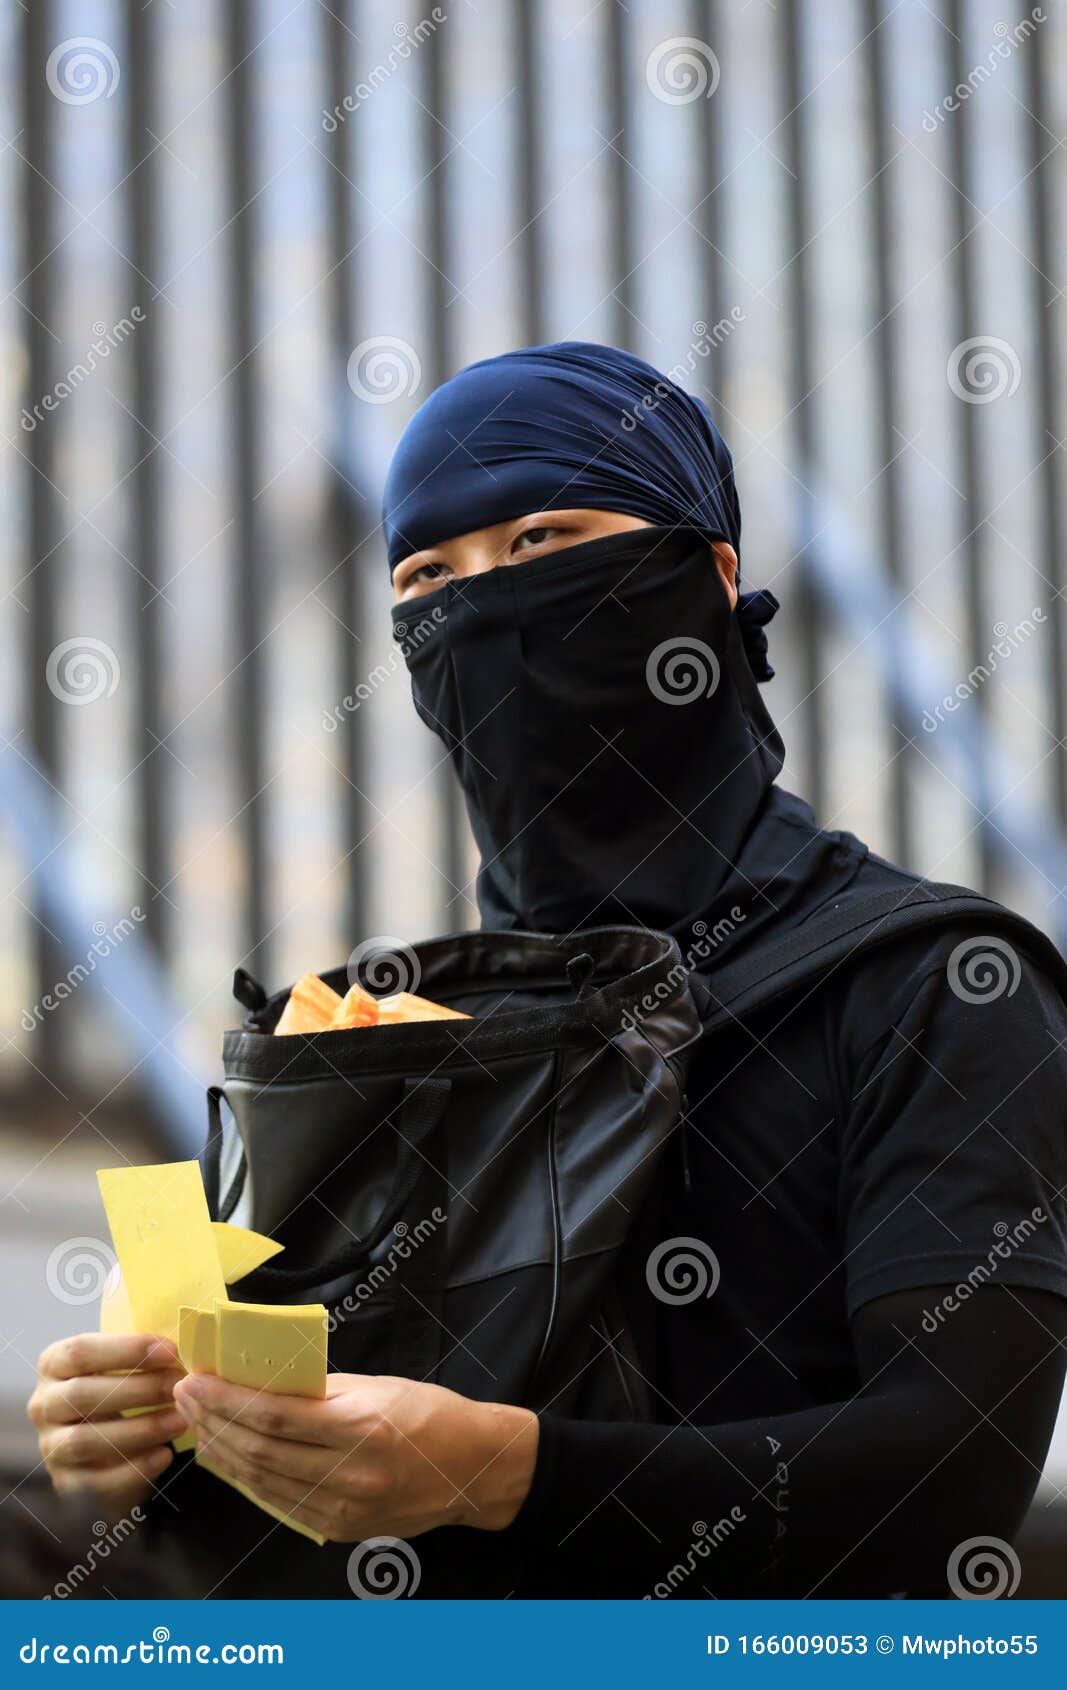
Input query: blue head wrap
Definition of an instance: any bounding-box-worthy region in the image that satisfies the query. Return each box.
[382,341,778,679]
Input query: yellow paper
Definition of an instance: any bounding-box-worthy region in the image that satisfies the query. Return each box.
[194,1297,328,1544]
[211,1222,284,1283]
[177,1305,218,1375]
[173,1304,218,1455]
[99,1261,135,1335]
[95,1161,325,1540]
[99,1263,177,1426]
[215,1299,327,1398]
[99,1270,184,1426]
[97,1161,227,1343]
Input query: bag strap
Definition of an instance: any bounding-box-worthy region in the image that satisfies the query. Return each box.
[200,1084,227,1221]
[694,880,1067,1037]
[234,1075,453,1297]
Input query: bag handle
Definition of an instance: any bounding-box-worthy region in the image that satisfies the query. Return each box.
[233,1075,453,1297]
[200,1084,227,1220]
[696,881,1067,1037]
[199,1086,249,1224]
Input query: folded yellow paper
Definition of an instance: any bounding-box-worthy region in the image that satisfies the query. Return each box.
[177,1296,329,1546]
[95,1163,324,1533]
[176,1305,217,1375]
[215,1299,328,1398]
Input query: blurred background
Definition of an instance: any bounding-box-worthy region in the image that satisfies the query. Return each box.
[1,0,1066,1589]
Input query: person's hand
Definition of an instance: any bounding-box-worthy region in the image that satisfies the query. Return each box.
[173,1370,539,1544]
[28,1333,186,1515]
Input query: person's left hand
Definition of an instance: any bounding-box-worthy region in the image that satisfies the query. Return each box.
[171,1371,539,1543]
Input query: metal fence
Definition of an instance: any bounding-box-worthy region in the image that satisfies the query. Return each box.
[2,0,1066,1134]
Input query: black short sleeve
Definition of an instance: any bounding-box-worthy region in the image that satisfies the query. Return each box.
[837,926,1067,1316]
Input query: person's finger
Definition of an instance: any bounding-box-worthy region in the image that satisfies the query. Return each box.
[50,1445,174,1497]
[176,1376,337,1446]
[43,1407,188,1468]
[38,1333,178,1381]
[198,1439,332,1507]
[35,1368,186,1425]
[190,1408,336,1485]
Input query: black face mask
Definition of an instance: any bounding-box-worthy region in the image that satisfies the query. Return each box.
[392,527,787,939]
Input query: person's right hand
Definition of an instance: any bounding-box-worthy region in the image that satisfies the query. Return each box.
[28,1332,186,1515]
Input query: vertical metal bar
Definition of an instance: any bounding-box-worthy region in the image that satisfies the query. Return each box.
[225,2,268,975]
[691,0,727,421]
[323,0,368,944]
[514,0,545,345]
[1025,25,1067,831]
[606,0,635,349]
[126,0,168,954]
[22,0,63,1083]
[946,0,994,894]
[865,0,912,868]
[423,25,467,926]
[780,0,826,821]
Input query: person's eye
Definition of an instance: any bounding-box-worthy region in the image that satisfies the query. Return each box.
[512,525,559,554]
[403,560,451,590]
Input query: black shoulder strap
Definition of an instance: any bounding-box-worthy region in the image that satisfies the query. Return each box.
[694,880,1067,1038]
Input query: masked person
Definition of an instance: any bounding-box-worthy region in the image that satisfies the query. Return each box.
[380,342,1067,1596]
[31,344,1067,1599]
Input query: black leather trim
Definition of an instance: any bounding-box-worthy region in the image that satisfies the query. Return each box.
[223,926,692,1082]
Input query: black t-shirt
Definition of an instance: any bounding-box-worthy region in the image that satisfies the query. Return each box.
[517,851,1067,1591]
[616,850,1067,1423]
